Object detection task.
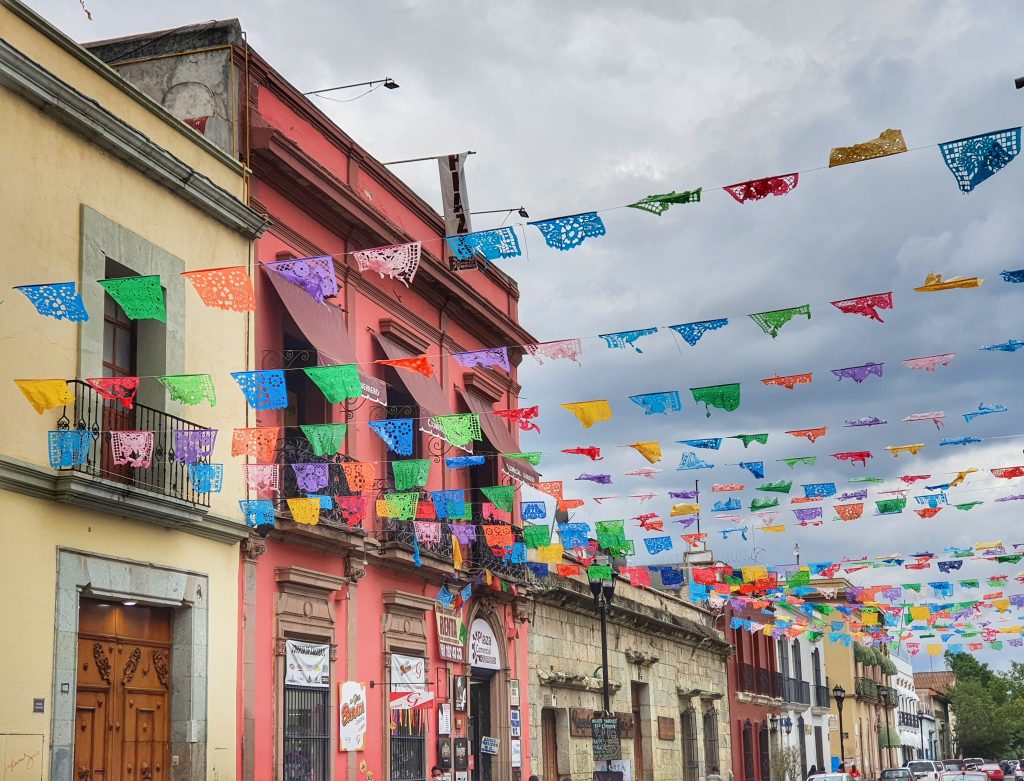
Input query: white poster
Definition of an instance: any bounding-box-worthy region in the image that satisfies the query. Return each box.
[598,759,633,781]
[339,682,367,751]
[390,653,434,710]
[438,703,452,735]
[285,640,329,688]
[438,153,473,236]
[511,739,521,768]
[455,773,469,781]
[468,619,500,670]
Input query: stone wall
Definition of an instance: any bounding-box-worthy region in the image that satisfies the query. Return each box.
[527,577,732,781]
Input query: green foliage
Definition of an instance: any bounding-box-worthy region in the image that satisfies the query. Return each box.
[768,741,803,781]
[946,652,1024,757]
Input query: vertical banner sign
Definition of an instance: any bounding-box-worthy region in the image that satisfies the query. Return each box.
[592,716,622,761]
[511,739,522,768]
[438,702,452,735]
[435,606,466,663]
[453,676,468,712]
[339,681,367,751]
[510,708,521,738]
[508,679,520,707]
[439,153,473,236]
[285,640,329,687]
[454,737,470,770]
[389,653,434,710]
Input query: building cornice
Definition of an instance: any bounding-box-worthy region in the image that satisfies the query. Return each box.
[0,37,266,239]
[0,454,249,544]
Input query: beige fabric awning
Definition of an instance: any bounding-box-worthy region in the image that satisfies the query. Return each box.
[372,331,453,417]
[458,388,540,483]
[263,265,357,366]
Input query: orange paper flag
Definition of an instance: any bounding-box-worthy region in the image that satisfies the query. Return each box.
[376,356,433,377]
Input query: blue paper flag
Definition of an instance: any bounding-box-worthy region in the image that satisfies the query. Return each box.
[15,282,89,321]
[306,494,334,509]
[628,391,683,415]
[521,501,547,520]
[660,568,684,587]
[527,563,550,579]
[507,542,526,564]
[668,318,728,347]
[239,499,276,527]
[713,497,741,511]
[940,436,981,446]
[231,370,288,410]
[980,339,1024,352]
[677,452,713,470]
[446,227,522,261]
[435,585,456,609]
[413,533,422,567]
[529,212,606,251]
[678,438,722,450]
[1001,269,1024,284]
[369,418,415,456]
[644,536,673,554]
[446,455,486,469]
[558,522,590,549]
[48,429,93,468]
[431,489,466,519]
[739,461,765,479]
[939,127,1020,193]
[803,482,836,498]
[187,463,223,493]
[599,327,659,353]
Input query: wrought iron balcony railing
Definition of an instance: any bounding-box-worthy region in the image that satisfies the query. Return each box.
[55,380,211,507]
[814,685,831,708]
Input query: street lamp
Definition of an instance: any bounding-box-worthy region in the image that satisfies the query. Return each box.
[588,566,616,715]
[470,206,530,219]
[782,715,793,743]
[917,705,926,759]
[794,543,801,566]
[833,684,847,766]
[769,714,779,732]
[302,77,399,96]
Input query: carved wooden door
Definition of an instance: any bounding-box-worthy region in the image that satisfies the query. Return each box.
[75,599,172,781]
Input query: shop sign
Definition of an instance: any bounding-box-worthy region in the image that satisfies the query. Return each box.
[508,679,520,707]
[389,653,434,710]
[510,708,521,738]
[438,703,452,735]
[285,640,329,688]
[592,716,622,761]
[468,618,500,670]
[435,607,466,663]
[570,708,595,737]
[511,738,521,768]
[454,737,469,770]
[615,712,635,739]
[339,681,367,751]
[437,737,453,769]
[480,736,500,755]
[657,716,676,741]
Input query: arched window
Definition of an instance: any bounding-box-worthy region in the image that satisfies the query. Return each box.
[758,721,771,781]
[682,706,699,781]
[797,715,808,780]
[793,639,803,683]
[742,720,755,781]
[703,707,720,776]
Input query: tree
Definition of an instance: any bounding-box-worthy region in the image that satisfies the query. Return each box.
[949,678,1010,758]
[769,739,803,781]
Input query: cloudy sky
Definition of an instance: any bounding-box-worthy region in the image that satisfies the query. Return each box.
[34,0,1024,668]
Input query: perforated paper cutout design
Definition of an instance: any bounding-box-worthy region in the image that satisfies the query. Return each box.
[677,452,713,470]
[303,364,362,403]
[430,490,466,519]
[530,212,606,251]
[287,497,322,525]
[243,464,279,493]
[748,305,811,338]
[452,347,510,372]
[352,241,422,286]
[110,430,154,467]
[187,463,223,493]
[690,384,740,417]
[300,424,347,457]
[828,129,907,167]
[446,228,521,261]
[521,501,547,520]
[292,463,330,492]
[48,429,92,468]
[368,418,414,456]
[724,173,799,203]
[16,379,74,414]
[264,256,338,300]
[830,292,893,322]
[667,319,728,347]
[240,499,275,527]
[376,356,433,378]
[85,376,139,409]
[446,455,485,469]
[561,400,612,428]
[739,461,765,479]
[832,451,872,466]
[481,485,515,513]
[939,128,1020,193]
[494,406,541,432]
[392,459,430,491]
[832,362,884,383]
[628,391,682,415]
[762,373,812,390]
[901,354,955,372]
[729,433,768,448]
[430,414,482,447]
[628,441,661,464]
[98,276,166,321]
[231,370,287,410]
[914,273,983,292]
[15,282,89,321]
[628,189,702,216]
[173,429,217,464]
[504,452,542,466]
[599,328,659,353]
[525,339,582,364]
[155,374,217,407]
[231,427,279,462]
[786,427,827,443]
[181,266,256,311]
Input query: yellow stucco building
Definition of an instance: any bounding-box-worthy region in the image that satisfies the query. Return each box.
[0,1,264,778]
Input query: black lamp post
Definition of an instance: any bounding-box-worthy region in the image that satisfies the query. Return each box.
[833,684,847,766]
[917,705,926,759]
[589,568,616,715]
[769,714,779,733]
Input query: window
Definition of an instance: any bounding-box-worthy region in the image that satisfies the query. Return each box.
[283,335,327,429]
[283,679,330,780]
[777,637,790,677]
[814,726,825,770]
[793,640,803,682]
[797,715,807,780]
[390,710,426,781]
[742,721,755,781]
[102,293,137,378]
[812,648,823,688]
[703,707,720,775]
[682,706,699,781]
[758,722,771,781]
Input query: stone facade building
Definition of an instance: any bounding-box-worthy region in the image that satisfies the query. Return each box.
[528,575,732,781]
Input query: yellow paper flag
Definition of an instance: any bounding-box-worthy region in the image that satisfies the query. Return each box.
[287,497,321,525]
[560,400,613,429]
[927,643,943,656]
[537,544,565,564]
[828,128,907,168]
[15,378,74,414]
[670,503,700,517]
[741,566,767,583]
[628,441,662,464]
[761,525,786,533]
[862,612,879,626]
[909,606,931,622]
[452,538,463,571]
[992,599,1011,613]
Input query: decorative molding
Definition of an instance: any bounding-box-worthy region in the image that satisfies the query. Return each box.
[152,650,170,688]
[0,39,265,238]
[379,319,430,354]
[122,647,142,684]
[274,567,345,650]
[92,642,111,684]
[462,371,507,404]
[240,536,268,561]
[0,454,250,545]
[537,669,622,694]
[625,649,660,667]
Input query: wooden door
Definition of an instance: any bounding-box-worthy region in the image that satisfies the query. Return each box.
[75,599,172,781]
[541,708,558,781]
[632,684,646,781]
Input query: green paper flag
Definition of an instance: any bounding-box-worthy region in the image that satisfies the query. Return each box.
[780,456,816,468]
[430,413,482,447]
[587,565,613,581]
[628,188,702,216]
[991,640,1004,650]
[789,569,811,587]
[806,631,823,643]
[523,525,552,549]
[303,364,362,403]
[595,520,627,551]
[691,384,741,417]
[300,423,347,457]
[481,485,515,513]
[904,583,922,593]
[758,481,793,494]
[875,498,907,514]
[392,459,430,491]
[958,580,979,589]
[750,497,780,510]
[955,501,983,511]
[504,452,542,466]
[729,433,768,448]
[155,374,217,407]
[850,476,885,484]
[996,554,1024,564]
[748,305,811,338]
[98,275,166,321]
[385,492,419,520]
[605,540,635,557]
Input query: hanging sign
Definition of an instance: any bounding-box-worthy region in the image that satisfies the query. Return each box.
[361,375,388,406]
[389,653,434,710]
[439,153,473,236]
[453,676,468,712]
[511,708,521,738]
[438,737,453,770]
[468,618,501,670]
[436,607,466,663]
[480,737,500,756]
[592,716,622,761]
[438,702,452,736]
[285,640,329,687]
[511,738,522,768]
[454,737,470,770]
[509,679,521,707]
[339,681,367,751]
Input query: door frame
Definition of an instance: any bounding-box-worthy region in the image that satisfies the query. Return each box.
[51,549,209,781]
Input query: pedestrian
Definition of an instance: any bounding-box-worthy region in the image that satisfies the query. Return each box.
[849,764,861,778]
[808,764,818,779]
[529,776,540,781]
[431,767,444,780]
[708,765,724,781]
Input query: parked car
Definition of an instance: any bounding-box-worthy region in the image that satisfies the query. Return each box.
[940,772,989,781]
[808,774,853,781]
[979,764,1005,781]
[883,770,916,781]
[945,763,968,773]
[907,761,944,781]
[1013,761,1024,781]
[965,760,988,771]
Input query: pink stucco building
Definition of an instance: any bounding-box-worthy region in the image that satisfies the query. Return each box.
[88,21,537,781]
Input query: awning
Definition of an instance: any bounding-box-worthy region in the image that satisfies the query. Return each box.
[458,388,540,483]
[263,266,357,366]
[372,332,453,417]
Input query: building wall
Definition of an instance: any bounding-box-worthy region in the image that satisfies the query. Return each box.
[724,608,777,781]
[529,580,731,781]
[893,655,921,762]
[0,3,258,779]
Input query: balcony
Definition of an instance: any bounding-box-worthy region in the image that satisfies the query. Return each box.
[276,434,368,533]
[55,380,211,507]
[814,685,831,708]
[855,676,879,700]
[739,663,775,697]
[797,680,811,705]
[899,712,920,728]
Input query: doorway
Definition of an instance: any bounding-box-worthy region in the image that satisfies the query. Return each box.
[75,598,172,781]
[541,708,559,781]
[469,671,494,781]
[631,683,647,781]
